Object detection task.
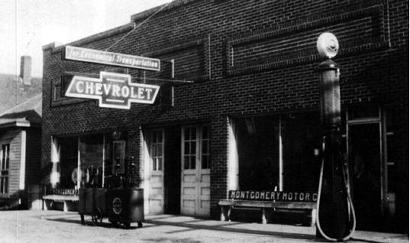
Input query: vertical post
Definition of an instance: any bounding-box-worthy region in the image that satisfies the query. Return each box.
[143,71,146,84]
[278,116,283,191]
[208,34,212,80]
[19,130,26,190]
[171,59,175,79]
[77,137,81,189]
[102,134,106,188]
[171,59,175,107]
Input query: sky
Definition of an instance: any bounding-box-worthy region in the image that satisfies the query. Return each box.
[0,0,171,77]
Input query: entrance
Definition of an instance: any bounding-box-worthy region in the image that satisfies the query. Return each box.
[180,126,211,217]
[348,123,382,230]
[145,129,165,214]
[143,126,181,215]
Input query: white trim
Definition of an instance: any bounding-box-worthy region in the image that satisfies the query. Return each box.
[278,116,283,191]
[141,127,150,215]
[15,121,31,127]
[227,118,239,191]
[105,99,125,103]
[347,119,380,125]
[19,130,26,190]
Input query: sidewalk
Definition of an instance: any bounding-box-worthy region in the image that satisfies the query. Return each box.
[0,210,407,243]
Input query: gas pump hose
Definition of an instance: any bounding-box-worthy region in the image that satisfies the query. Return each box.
[316,139,357,241]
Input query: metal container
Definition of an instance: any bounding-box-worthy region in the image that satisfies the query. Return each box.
[107,188,144,228]
[94,188,107,215]
[78,188,87,215]
[84,188,95,215]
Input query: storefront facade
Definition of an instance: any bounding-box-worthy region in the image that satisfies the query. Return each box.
[41,0,408,232]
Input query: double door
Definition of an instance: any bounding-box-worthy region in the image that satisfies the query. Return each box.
[145,126,210,217]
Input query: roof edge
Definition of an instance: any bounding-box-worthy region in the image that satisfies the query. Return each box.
[42,23,134,52]
[43,0,203,53]
[130,0,201,22]
[0,118,35,129]
[0,94,42,117]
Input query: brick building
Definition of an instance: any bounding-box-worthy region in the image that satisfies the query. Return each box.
[41,0,408,232]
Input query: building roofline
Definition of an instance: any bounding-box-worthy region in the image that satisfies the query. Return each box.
[0,118,38,129]
[0,94,42,117]
[130,0,200,22]
[43,0,202,53]
[42,23,134,52]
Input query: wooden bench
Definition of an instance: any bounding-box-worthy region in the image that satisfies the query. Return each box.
[218,199,317,225]
[42,195,79,212]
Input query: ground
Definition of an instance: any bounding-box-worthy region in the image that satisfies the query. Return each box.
[0,210,407,243]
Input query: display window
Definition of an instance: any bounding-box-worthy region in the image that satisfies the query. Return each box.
[233,112,321,192]
[52,133,126,193]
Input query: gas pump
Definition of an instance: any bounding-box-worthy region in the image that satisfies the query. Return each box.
[315,32,356,241]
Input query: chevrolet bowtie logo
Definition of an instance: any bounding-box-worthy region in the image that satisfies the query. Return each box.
[65,71,160,109]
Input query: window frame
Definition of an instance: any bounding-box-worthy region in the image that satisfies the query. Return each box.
[0,144,10,195]
[182,125,211,171]
[149,130,164,172]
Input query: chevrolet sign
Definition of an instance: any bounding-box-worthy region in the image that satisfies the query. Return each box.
[65,71,160,109]
[65,46,161,72]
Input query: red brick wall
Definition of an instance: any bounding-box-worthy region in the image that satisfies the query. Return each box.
[42,0,408,228]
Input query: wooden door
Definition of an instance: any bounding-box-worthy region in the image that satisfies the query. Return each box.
[147,130,165,214]
[181,126,210,217]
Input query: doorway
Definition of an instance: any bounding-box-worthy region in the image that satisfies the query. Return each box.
[143,126,181,215]
[180,125,211,217]
[164,126,181,214]
[348,123,382,230]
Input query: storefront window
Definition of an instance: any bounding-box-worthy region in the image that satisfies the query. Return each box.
[80,135,104,187]
[282,112,321,191]
[234,113,321,192]
[57,133,125,191]
[59,137,78,190]
[236,116,279,191]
